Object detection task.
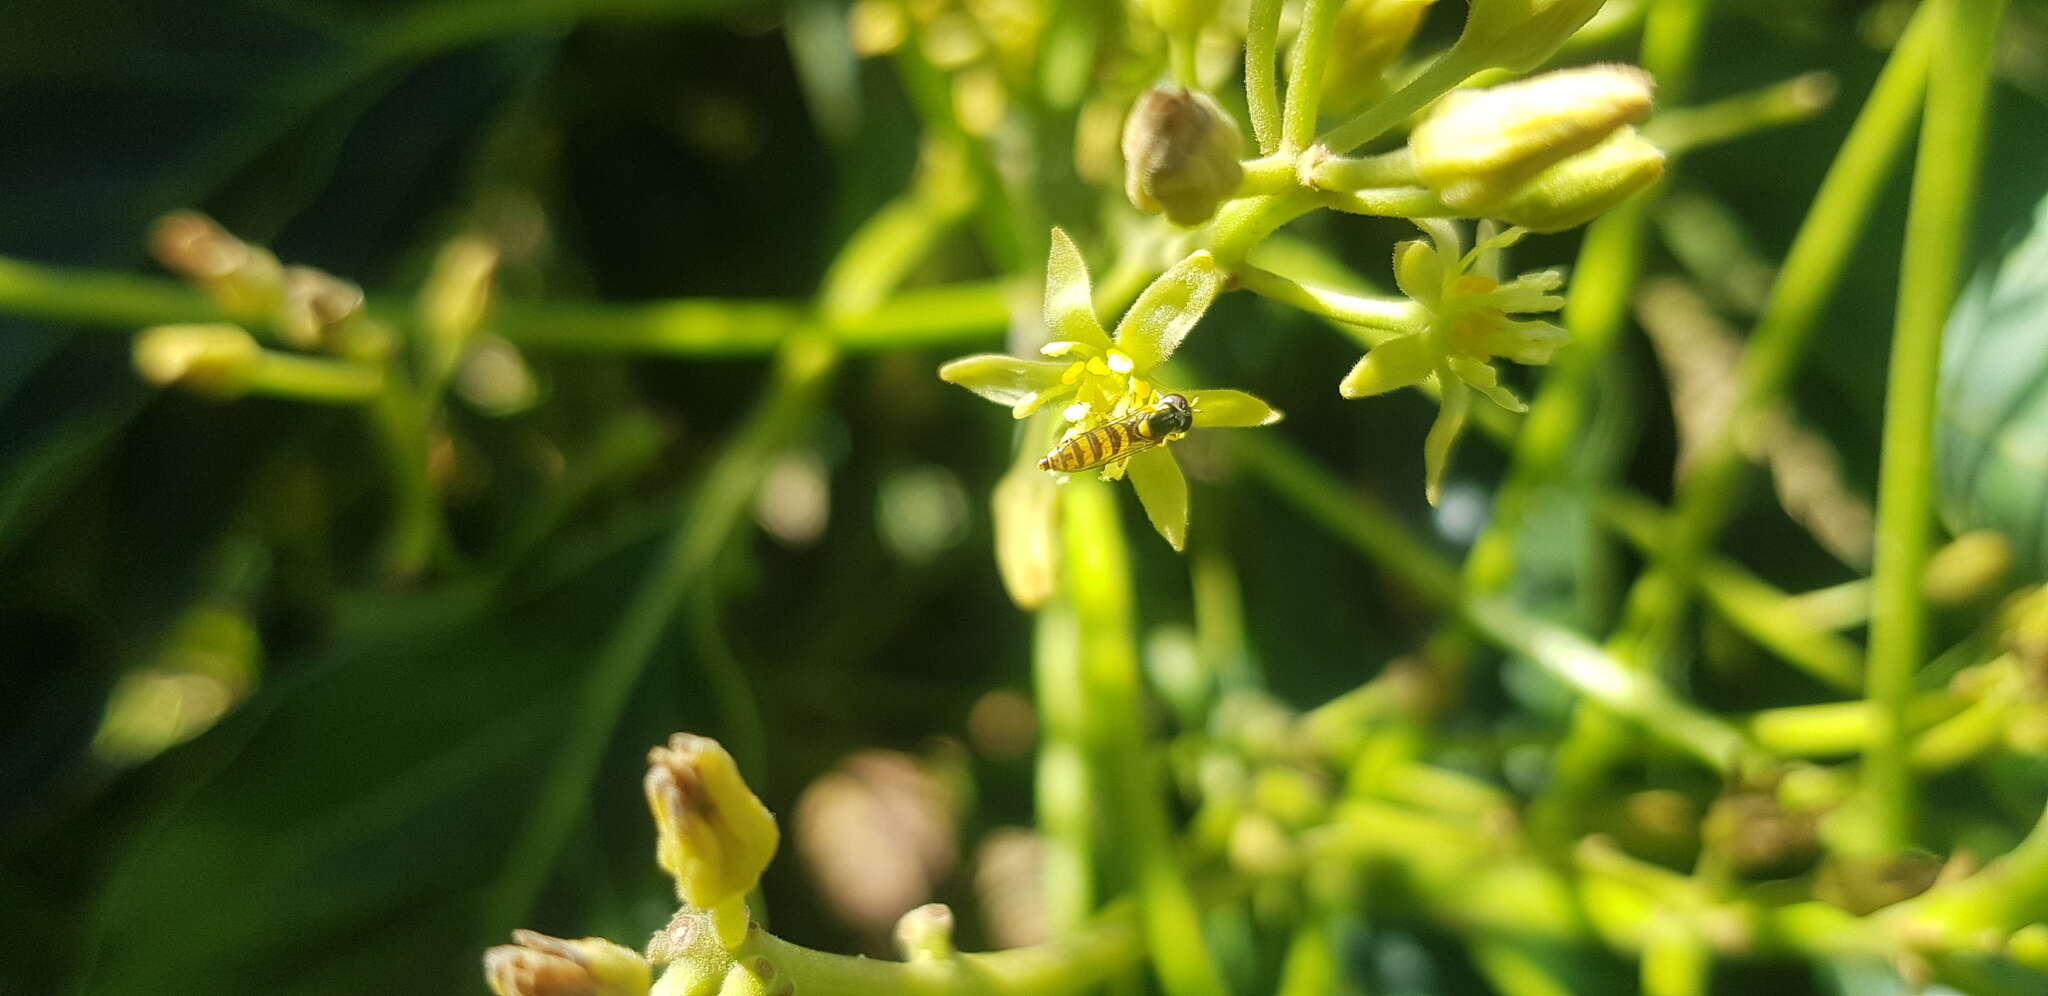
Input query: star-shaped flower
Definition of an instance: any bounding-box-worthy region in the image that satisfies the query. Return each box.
[941,229,1282,549]
[1339,220,1567,504]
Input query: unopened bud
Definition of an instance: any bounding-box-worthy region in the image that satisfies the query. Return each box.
[1455,0,1608,74]
[1122,87,1244,226]
[133,324,262,399]
[1321,0,1437,114]
[894,903,957,962]
[147,211,283,319]
[2010,924,2048,970]
[1923,529,2012,606]
[420,234,500,381]
[1411,64,1655,213]
[483,930,650,996]
[279,265,365,350]
[644,733,780,949]
[1494,127,1664,232]
[993,452,1061,609]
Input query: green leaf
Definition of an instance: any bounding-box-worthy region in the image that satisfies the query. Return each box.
[1339,332,1434,398]
[1045,227,1111,348]
[1939,189,2048,580]
[938,353,1071,409]
[1189,388,1284,428]
[1114,250,1223,371]
[1127,447,1189,551]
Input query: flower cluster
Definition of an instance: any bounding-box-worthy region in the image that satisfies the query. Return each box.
[1341,221,1568,503]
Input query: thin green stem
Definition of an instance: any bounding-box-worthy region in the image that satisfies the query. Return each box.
[1304,148,1420,191]
[244,351,385,403]
[1061,481,1229,996]
[1316,45,1489,154]
[364,390,440,578]
[1245,0,1284,154]
[1234,267,1428,335]
[1318,186,1457,218]
[1279,0,1343,153]
[1234,155,1298,197]
[1171,32,1201,90]
[1644,72,1838,155]
[486,335,839,932]
[1863,0,2006,854]
[1033,602,1097,934]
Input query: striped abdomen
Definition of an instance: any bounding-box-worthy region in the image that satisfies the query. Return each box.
[1038,414,1161,473]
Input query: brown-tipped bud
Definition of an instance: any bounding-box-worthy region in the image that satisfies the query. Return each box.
[1321,0,1438,114]
[278,265,365,350]
[1122,87,1244,227]
[132,323,262,399]
[483,930,651,996]
[147,211,283,318]
[1410,64,1655,213]
[1495,127,1665,233]
[644,733,780,949]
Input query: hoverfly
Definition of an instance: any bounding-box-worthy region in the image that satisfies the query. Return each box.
[1038,393,1195,474]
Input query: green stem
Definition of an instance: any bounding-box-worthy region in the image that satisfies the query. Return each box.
[1304,148,1420,191]
[1234,155,1298,197]
[244,351,385,403]
[0,256,217,326]
[364,390,440,578]
[485,335,839,932]
[1644,72,1838,155]
[1234,267,1428,335]
[1319,186,1457,218]
[1315,45,1489,154]
[1171,32,1201,90]
[1279,0,1343,153]
[1061,481,1229,996]
[1033,602,1098,934]
[1245,0,1284,154]
[1598,491,1863,692]
[1863,0,2006,854]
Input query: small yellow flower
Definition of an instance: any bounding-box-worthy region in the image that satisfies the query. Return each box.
[1340,221,1567,503]
[941,229,1282,549]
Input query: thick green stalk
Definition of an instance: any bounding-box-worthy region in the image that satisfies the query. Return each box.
[486,335,839,931]
[1245,0,1285,154]
[1061,481,1229,996]
[1863,0,2008,853]
[1034,602,1098,934]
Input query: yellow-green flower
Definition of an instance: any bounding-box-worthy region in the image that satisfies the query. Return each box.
[941,229,1282,549]
[643,733,781,950]
[1340,220,1567,504]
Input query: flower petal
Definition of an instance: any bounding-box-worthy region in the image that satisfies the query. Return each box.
[1126,447,1189,551]
[1422,372,1470,507]
[1339,332,1435,398]
[1114,250,1223,370]
[1485,319,1570,364]
[1392,239,1442,307]
[1190,388,1285,428]
[940,354,1073,408]
[1448,357,1527,412]
[1046,228,1112,349]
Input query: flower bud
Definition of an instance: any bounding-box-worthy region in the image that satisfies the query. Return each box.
[645,733,781,949]
[147,210,283,319]
[132,323,263,399]
[1923,529,2012,606]
[1320,0,1437,114]
[484,930,651,996]
[1410,64,1654,213]
[894,903,958,962]
[1495,127,1665,233]
[1455,0,1608,74]
[1122,87,1244,227]
[278,265,365,350]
